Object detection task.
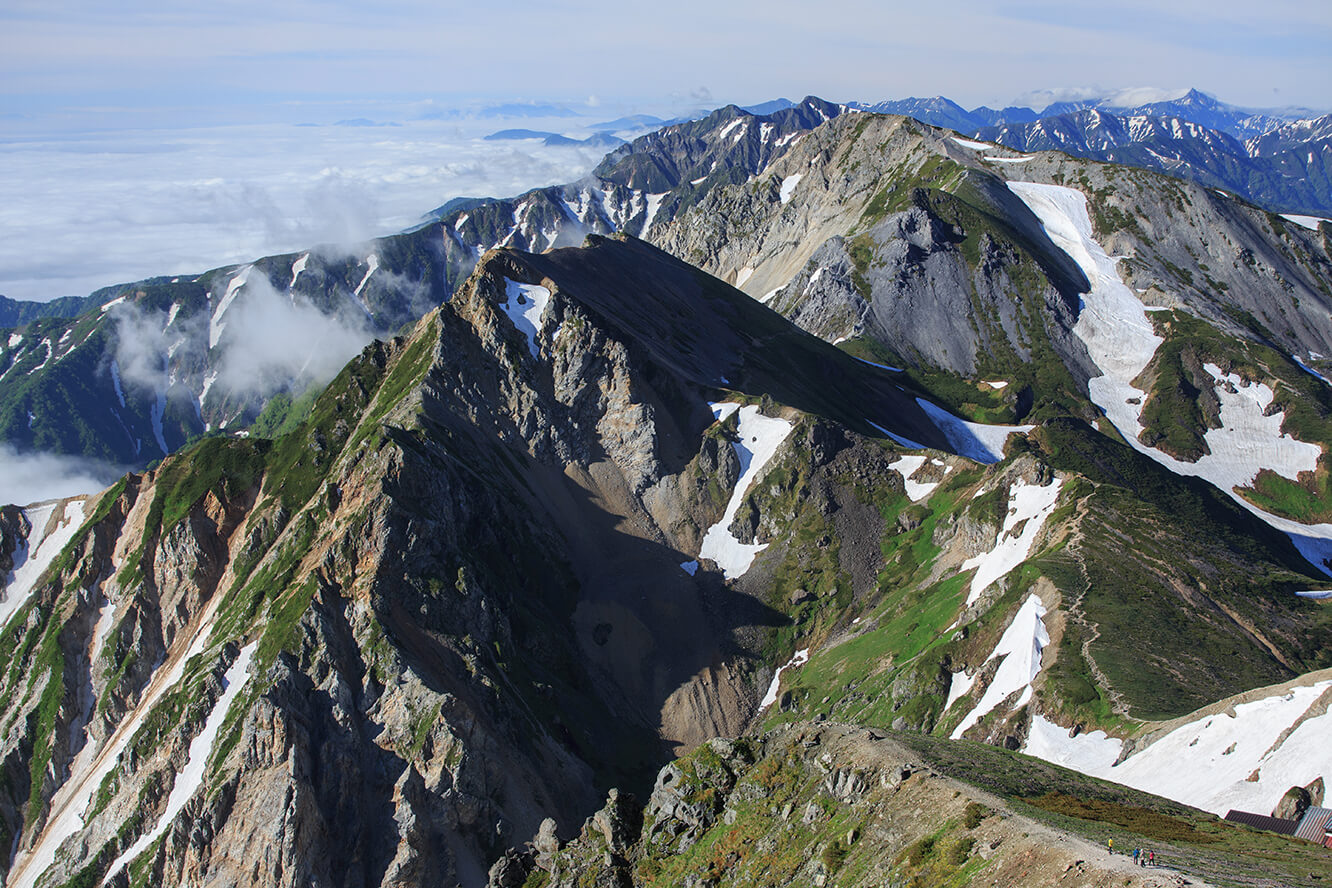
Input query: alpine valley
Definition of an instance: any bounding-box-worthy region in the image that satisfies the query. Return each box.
[1,92,1331,888]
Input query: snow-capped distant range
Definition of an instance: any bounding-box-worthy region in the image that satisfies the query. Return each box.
[1007,181,1332,577]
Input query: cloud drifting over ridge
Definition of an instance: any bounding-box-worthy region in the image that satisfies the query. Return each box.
[0,446,121,508]
[211,273,376,402]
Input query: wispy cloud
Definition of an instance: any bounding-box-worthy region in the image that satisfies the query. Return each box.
[211,273,376,401]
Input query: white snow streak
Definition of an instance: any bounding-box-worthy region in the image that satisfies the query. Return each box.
[208,266,251,349]
[349,254,379,318]
[6,584,232,888]
[759,648,809,711]
[951,137,994,151]
[1,499,88,631]
[950,594,1049,738]
[1293,356,1332,386]
[854,356,902,372]
[961,479,1064,606]
[698,404,793,578]
[735,266,755,288]
[103,643,258,883]
[641,192,667,234]
[289,252,309,290]
[501,279,551,359]
[718,119,745,141]
[109,360,126,408]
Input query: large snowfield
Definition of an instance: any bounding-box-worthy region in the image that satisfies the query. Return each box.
[1007,181,1332,575]
[1025,678,1332,816]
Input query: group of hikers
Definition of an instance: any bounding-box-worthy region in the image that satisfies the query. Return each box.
[1106,839,1159,867]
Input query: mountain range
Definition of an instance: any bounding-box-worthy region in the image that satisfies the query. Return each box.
[1,93,1331,887]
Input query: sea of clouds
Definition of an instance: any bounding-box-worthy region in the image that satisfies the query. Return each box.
[0,108,618,304]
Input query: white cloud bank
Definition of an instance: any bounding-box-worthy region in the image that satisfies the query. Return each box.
[0,446,120,507]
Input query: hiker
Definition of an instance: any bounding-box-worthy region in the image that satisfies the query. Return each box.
[1133,848,1140,864]
[1149,850,1155,867]
[1107,838,1114,854]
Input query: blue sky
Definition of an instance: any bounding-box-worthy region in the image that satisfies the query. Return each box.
[3,0,1329,124]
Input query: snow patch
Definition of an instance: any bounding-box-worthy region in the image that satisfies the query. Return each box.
[950,594,1048,738]
[889,455,937,502]
[945,668,976,712]
[718,119,745,141]
[916,398,1032,465]
[8,333,24,348]
[986,156,1034,164]
[1281,214,1330,231]
[758,648,809,711]
[289,252,309,290]
[735,266,754,288]
[1,499,88,632]
[951,137,993,151]
[983,380,1009,389]
[698,404,794,578]
[501,279,551,359]
[961,478,1064,606]
[760,287,781,304]
[641,192,667,234]
[209,266,251,349]
[779,174,802,204]
[867,421,925,450]
[104,643,258,883]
